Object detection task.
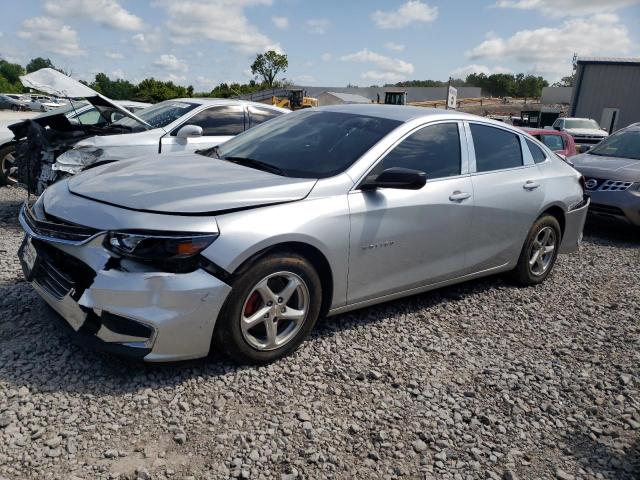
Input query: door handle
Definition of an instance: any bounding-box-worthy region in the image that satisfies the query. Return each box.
[523,180,540,190]
[449,191,471,202]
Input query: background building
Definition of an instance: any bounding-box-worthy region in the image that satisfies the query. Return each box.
[570,57,640,132]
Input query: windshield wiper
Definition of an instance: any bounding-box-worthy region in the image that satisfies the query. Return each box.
[222,156,285,176]
[197,145,221,158]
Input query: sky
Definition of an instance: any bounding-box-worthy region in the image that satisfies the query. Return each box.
[1,0,639,91]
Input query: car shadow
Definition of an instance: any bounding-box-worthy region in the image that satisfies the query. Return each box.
[565,428,639,479]
[0,271,501,396]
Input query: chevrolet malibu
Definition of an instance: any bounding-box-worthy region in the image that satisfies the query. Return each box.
[18,105,589,364]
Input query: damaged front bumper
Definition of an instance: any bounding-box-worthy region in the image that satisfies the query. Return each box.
[18,204,232,362]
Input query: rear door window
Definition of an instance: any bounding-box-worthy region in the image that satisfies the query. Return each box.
[539,134,565,151]
[525,138,547,163]
[378,123,461,179]
[470,124,523,172]
[174,105,245,136]
[248,106,283,127]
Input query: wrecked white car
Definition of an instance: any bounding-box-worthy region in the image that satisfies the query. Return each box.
[1,100,150,187]
[9,68,288,194]
[7,69,153,193]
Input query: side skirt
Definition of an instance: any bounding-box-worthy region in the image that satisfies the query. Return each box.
[327,262,511,317]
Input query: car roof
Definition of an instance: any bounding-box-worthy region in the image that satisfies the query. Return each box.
[313,103,500,124]
[168,97,288,112]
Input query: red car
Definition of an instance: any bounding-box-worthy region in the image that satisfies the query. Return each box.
[522,128,577,158]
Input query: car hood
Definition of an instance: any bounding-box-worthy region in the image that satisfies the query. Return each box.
[74,128,164,148]
[564,128,608,137]
[67,153,317,214]
[571,152,640,181]
[19,68,150,129]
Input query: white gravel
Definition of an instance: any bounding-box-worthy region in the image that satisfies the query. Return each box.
[0,185,638,480]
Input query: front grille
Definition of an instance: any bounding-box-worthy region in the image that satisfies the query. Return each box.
[589,203,626,217]
[35,255,75,299]
[23,203,100,243]
[32,241,96,300]
[598,180,633,192]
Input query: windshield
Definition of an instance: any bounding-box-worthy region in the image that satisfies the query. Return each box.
[565,119,600,130]
[113,100,198,130]
[211,110,401,178]
[589,129,640,160]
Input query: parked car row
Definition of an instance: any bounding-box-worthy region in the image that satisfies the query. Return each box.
[0,93,69,112]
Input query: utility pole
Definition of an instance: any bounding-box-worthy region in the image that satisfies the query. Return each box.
[445,77,451,110]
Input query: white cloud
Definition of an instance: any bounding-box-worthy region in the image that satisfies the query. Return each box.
[493,0,639,17]
[450,64,512,78]
[131,29,163,52]
[195,75,216,90]
[321,53,332,61]
[153,54,188,72]
[111,69,125,79]
[341,49,415,83]
[18,17,85,57]
[272,16,289,29]
[384,42,406,52]
[154,0,278,53]
[105,51,124,60]
[371,1,438,29]
[468,14,633,77]
[44,0,143,31]
[306,18,330,34]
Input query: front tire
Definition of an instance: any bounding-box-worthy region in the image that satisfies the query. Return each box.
[214,253,322,364]
[511,214,561,286]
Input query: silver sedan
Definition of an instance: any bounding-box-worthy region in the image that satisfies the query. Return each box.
[18,105,589,363]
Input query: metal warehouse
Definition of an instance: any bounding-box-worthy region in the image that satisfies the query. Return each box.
[570,57,640,132]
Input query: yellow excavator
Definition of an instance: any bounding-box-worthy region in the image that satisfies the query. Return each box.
[272,88,318,110]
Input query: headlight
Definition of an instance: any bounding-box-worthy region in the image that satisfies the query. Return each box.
[105,232,218,260]
[53,147,104,174]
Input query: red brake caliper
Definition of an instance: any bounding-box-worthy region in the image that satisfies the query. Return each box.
[244,291,262,317]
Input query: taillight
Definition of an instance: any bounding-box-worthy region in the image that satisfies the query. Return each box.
[578,175,586,192]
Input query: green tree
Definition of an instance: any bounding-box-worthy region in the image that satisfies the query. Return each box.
[89,73,137,100]
[250,50,288,88]
[26,57,55,73]
[135,78,188,102]
[552,73,575,87]
[0,60,25,84]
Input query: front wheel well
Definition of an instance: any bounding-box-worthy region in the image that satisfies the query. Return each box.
[541,205,566,238]
[233,242,334,317]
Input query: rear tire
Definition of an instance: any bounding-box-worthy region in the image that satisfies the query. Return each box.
[0,144,17,186]
[214,253,322,364]
[511,214,561,286]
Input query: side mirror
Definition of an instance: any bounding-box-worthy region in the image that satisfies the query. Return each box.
[553,125,561,131]
[176,124,203,140]
[360,167,427,191]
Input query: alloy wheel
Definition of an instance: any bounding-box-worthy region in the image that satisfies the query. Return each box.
[528,226,556,276]
[240,271,310,351]
[1,151,17,184]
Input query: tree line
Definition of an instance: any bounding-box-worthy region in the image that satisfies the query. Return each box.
[388,72,550,99]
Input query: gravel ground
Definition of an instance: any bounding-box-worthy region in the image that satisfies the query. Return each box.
[0,185,638,480]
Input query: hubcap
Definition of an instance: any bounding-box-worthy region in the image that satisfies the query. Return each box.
[528,226,556,276]
[240,271,309,351]
[1,151,17,183]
